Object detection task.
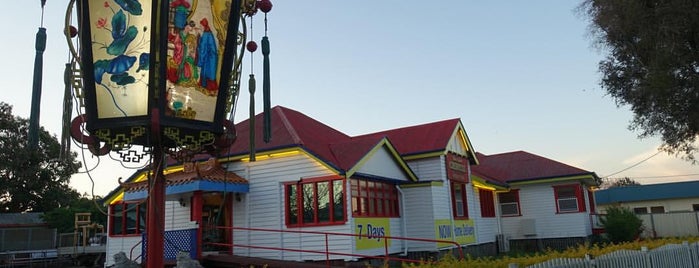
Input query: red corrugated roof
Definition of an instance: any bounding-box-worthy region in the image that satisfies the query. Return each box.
[472,151,592,183]
[226,106,463,172]
[328,135,387,170]
[354,119,462,156]
[226,106,350,167]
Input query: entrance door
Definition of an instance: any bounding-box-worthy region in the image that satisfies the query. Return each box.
[201,192,232,252]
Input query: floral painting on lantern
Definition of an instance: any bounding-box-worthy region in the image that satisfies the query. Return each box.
[89,0,152,119]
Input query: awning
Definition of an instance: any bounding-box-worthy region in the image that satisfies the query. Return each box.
[122,158,248,201]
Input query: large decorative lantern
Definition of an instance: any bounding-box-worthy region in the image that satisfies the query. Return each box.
[65,0,272,267]
[74,0,243,150]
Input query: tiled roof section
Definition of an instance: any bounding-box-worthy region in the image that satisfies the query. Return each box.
[355,119,461,156]
[595,180,699,205]
[123,158,247,192]
[472,151,592,183]
[225,106,351,166]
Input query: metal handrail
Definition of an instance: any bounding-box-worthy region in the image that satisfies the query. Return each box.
[204,225,464,267]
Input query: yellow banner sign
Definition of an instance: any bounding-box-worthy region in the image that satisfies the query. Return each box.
[354,217,391,250]
[435,219,476,248]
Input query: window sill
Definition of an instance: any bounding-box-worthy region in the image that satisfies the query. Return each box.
[501,214,522,217]
[286,221,347,228]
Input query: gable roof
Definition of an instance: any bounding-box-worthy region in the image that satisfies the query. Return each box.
[225,106,351,170]
[595,180,699,205]
[472,151,597,185]
[354,119,478,162]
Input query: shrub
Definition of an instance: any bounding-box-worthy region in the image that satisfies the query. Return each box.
[599,206,643,243]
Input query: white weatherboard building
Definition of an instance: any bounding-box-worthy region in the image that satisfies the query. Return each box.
[102,106,599,266]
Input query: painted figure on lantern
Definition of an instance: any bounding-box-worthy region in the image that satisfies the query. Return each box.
[197,17,218,95]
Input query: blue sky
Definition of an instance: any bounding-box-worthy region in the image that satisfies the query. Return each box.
[4,1,696,196]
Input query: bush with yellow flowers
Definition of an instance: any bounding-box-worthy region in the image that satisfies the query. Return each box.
[403,237,699,268]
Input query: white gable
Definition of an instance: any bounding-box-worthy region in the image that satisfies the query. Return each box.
[354,144,411,181]
[446,128,471,156]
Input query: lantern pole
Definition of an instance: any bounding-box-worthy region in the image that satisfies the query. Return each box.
[147,107,166,267]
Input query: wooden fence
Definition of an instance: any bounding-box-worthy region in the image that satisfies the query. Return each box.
[519,241,699,268]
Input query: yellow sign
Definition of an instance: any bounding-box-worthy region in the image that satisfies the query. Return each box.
[354,217,391,250]
[434,219,476,248]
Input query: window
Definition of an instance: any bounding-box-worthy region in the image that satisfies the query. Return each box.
[693,204,699,212]
[498,190,521,216]
[633,207,648,214]
[479,189,495,218]
[650,206,665,213]
[553,184,586,213]
[109,201,146,236]
[451,182,469,219]
[350,179,399,217]
[285,177,345,227]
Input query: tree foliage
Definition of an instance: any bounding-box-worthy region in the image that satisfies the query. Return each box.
[581,0,699,161]
[42,194,107,233]
[0,102,82,212]
[604,177,641,189]
[600,206,644,243]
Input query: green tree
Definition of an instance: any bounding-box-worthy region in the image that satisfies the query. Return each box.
[0,102,82,212]
[42,194,107,233]
[600,206,644,243]
[603,177,641,189]
[580,0,699,161]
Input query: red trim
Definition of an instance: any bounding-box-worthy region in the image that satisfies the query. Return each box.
[285,177,347,227]
[498,190,522,217]
[446,153,469,182]
[450,181,469,219]
[191,191,203,259]
[479,189,495,218]
[351,179,399,218]
[109,201,145,237]
[553,184,586,213]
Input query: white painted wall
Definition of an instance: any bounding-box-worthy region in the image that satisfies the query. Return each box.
[228,152,353,261]
[406,156,446,181]
[356,146,411,181]
[473,188,498,244]
[598,197,699,214]
[500,183,592,240]
[401,185,437,251]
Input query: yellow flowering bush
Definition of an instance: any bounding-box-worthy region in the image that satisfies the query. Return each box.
[403,237,699,268]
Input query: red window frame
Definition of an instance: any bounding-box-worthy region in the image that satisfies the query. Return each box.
[498,190,521,217]
[284,176,346,227]
[351,179,400,218]
[479,189,496,218]
[450,181,469,219]
[109,201,146,237]
[553,184,586,213]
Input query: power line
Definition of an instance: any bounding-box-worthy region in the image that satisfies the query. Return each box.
[602,150,663,178]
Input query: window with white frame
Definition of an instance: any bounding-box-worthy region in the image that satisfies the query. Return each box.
[498,190,521,216]
[553,184,585,213]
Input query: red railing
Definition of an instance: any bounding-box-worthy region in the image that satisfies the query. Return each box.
[204,225,464,267]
